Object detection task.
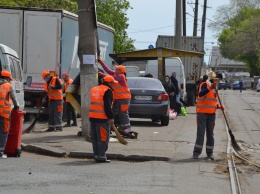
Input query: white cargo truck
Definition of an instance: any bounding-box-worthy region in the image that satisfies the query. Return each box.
[0,44,32,110]
[145,57,186,98]
[0,6,114,116]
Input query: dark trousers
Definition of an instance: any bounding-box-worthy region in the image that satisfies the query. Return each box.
[193,113,215,156]
[66,102,77,125]
[48,100,63,129]
[91,122,109,161]
[0,116,10,155]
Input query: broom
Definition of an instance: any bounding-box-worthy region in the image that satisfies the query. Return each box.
[111,124,128,145]
[23,95,47,134]
[216,92,241,151]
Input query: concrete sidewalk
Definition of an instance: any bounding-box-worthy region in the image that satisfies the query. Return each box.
[21,106,228,162]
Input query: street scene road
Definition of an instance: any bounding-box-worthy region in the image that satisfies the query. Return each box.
[1,89,259,194]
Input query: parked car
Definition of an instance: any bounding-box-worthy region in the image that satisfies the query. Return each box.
[127,77,170,126]
[218,80,230,90]
[232,80,246,90]
[256,79,260,92]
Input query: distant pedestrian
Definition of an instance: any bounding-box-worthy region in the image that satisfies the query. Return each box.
[193,72,224,160]
[0,70,19,159]
[42,70,63,132]
[239,79,243,93]
[170,72,181,113]
[62,72,77,127]
[162,75,176,110]
[89,75,116,163]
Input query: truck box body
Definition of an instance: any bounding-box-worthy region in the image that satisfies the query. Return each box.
[0,6,114,114]
[156,36,204,82]
[0,44,24,110]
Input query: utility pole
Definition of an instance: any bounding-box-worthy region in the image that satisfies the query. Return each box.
[183,0,186,36]
[78,0,98,138]
[193,0,198,36]
[201,0,207,38]
[175,0,182,49]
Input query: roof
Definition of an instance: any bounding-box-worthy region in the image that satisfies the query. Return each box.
[109,47,204,64]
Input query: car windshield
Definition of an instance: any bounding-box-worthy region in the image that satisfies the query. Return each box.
[233,81,239,84]
[127,78,163,89]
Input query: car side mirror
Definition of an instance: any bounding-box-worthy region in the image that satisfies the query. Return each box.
[24,76,32,87]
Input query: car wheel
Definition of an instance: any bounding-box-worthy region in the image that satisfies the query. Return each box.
[151,118,160,122]
[161,115,169,126]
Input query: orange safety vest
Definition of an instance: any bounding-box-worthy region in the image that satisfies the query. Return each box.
[112,74,131,99]
[44,77,63,101]
[196,81,218,114]
[0,82,12,118]
[63,78,73,102]
[89,85,112,119]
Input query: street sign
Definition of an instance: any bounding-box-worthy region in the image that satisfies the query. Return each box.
[148,44,154,49]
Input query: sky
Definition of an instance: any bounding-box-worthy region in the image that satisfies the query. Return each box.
[126,0,229,63]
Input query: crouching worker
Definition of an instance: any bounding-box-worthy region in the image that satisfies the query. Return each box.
[89,75,116,163]
[0,70,19,159]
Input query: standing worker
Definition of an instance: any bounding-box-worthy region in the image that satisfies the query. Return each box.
[62,72,77,127]
[193,72,224,160]
[0,70,19,159]
[42,70,63,132]
[89,75,116,163]
[97,57,132,135]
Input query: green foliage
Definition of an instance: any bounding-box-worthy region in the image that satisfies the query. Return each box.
[0,0,135,53]
[96,0,135,53]
[0,0,78,13]
[218,7,260,76]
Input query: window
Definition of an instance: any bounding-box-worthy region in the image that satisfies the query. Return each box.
[11,58,22,82]
[9,58,16,80]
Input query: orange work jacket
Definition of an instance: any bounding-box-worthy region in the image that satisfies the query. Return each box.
[0,82,12,118]
[112,74,131,100]
[89,85,112,119]
[44,77,63,101]
[196,81,218,114]
[63,78,73,102]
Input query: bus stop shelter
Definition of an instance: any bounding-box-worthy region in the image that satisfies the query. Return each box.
[109,47,204,81]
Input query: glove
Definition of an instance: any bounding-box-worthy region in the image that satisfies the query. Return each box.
[97,57,103,63]
[210,83,216,90]
[217,104,224,111]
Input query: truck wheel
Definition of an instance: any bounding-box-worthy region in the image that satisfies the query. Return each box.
[187,93,196,106]
[161,115,169,126]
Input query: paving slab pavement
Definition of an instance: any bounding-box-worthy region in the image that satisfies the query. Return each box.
[21,106,228,163]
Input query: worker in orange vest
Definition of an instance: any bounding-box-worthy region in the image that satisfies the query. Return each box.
[193,72,224,160]
[62,72,77,127]
[97,57,132,135]
[42,70,63,132]
[0,70,19,159]
[89,75,116,163]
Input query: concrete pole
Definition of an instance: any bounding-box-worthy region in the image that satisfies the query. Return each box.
[201,0,207,38]
[182,0,186,36]
[78,0,98,138]
[193,0,198,36]
[175,0,182,50]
